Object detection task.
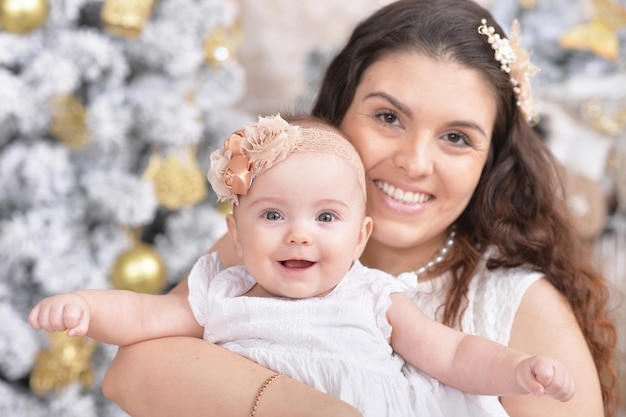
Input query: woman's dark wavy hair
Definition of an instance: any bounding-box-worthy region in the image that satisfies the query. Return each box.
[312,0,618,414]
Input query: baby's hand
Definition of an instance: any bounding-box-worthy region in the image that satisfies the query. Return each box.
[516,355,575,401]
[29,293,91,337]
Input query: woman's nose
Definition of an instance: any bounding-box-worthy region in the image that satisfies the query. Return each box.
[393,134,434,178]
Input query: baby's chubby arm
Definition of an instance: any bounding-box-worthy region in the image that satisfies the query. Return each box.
[387,293,575,401]
[29,289,203,345]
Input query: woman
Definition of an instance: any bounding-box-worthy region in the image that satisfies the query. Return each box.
[102,1,618,416]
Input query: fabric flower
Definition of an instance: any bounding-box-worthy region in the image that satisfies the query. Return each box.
[244,114,301,174]
[207,114,302,207]
[208,147,236,205]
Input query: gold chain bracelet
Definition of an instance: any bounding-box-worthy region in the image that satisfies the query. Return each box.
[250,373,286,417]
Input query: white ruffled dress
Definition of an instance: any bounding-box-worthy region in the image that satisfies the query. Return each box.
[187,253,446,417]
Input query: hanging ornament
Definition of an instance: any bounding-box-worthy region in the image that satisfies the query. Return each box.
[0,0,49,34]
[143,146,208,210]
[101,0,154,39]
[30,331,97,395]
[110,241,167,294]
[581,99,626,136]
[48,94,91,149]
[559,0,626,61]
[203,22,243,67]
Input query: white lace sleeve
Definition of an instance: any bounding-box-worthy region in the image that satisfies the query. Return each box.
[406,258,544,346]
[464,266,543,345]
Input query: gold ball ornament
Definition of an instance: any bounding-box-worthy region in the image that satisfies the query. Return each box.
[0,0,49,34]
[30,332,97,395]
[110,243,167,294]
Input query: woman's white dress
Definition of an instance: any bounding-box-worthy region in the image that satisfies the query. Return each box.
[397,251,543,416]
[187,253,446,417]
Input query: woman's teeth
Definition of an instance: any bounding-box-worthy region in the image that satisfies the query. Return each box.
[375,180,431,204]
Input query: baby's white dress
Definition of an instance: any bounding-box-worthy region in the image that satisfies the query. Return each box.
[187,253,445,417]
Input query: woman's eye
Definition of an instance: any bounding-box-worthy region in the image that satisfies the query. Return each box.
[317,212,335,222]
[264,211,282,221]
[376,111,399,125]
[444,132,471,147]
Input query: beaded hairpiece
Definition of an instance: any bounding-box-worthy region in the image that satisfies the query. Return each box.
[478,18,540,125]
[208,114,366,207]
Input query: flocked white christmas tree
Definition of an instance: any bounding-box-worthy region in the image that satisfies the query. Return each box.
[0,1,252,416]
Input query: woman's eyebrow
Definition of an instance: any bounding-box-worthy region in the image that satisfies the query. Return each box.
[364,91,412,117]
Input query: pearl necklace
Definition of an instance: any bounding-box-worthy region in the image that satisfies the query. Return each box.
[414,227,456,279]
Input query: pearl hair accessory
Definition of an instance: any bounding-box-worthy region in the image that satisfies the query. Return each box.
[478,18,517,74]
[414,226,456,279]
[478,18,540,125]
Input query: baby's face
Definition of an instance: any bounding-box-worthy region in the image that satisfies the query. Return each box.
[227,152,371,298]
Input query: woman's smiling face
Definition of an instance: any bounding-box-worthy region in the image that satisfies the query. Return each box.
[340,51,496,272]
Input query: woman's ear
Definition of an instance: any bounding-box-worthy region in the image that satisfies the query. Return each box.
[225,214,244,258]
[353,215,373,260]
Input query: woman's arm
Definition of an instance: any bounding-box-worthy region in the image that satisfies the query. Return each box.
[103,336,362,417]
[501,279,604,417]
[102,234,363,417]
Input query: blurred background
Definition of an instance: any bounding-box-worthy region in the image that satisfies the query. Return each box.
[0,0,624,416]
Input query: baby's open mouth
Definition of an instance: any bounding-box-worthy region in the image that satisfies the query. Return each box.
[280,260,315,268]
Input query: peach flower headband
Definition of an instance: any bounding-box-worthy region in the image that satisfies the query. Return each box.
[208,114,366,207]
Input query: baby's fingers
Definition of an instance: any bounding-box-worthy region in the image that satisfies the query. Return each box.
[28,305,45,330]
[62,303,90,337]
[28,297,89,336]
[531,357,575,402]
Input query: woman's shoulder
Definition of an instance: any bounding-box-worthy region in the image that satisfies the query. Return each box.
[463,252,545,344]
[470,258,543,294]
[407,248,545,343]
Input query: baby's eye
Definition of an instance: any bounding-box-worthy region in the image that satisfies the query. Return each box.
[264,211,282,221]
[317,212,335,222]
